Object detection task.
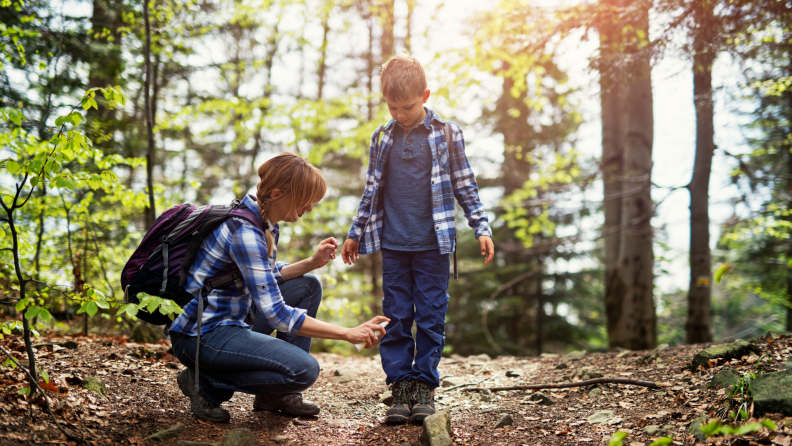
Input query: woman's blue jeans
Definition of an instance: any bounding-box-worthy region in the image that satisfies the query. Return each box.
[170,274,323,407]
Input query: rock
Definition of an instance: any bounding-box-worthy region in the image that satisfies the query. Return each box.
[561,350,586,362]
[333,368,360,377]
[529,392,554,405]
[475,363,502,375]
[379,390,393,405]
[588,388,602,398]
[441,377,464,388]
[494,414,514,429]
[654,343,670,352]
[178,442,217,446]
[539,353,559,359]
[687,415,708,442]
[82,376,107,398]
[586,410,616,425]
[690,339,759,370]
[505,370,522,378]
[642,425,659,435]
[603,373,619,379]
[400,443,413,446]
[222,429,256,446]
[710,367,741,388]
[554,363,568,370]
[329,376,355,384]
[270,436,289,445]
[479,390,494,402]
[468,353,491,362]
[753,369,792,416]
[130,323,163,343]
[149,424,186,442]
[419,410,452,446]
[616,350,635,359]
[661,425,676,434]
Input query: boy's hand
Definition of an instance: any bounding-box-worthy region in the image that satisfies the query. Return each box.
[479,235,494,265]
[342,239,360,265]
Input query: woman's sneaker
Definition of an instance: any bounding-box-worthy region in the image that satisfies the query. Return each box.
[385,380,413,425]
[409,381,436,424]
[176,369,230,424]
[253,393,320,417]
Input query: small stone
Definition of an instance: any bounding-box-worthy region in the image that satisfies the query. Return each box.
[223,429,256,446]
[479,390,494,402]
[82,376,107,398]
[539,353,559,359]
[333,368,360,377]
[656,364,668,369]
[710,367,741,388]
[643,425,659,435]
[529,392,554,405]
[554,363,568,370]
[561,350,586,362]
[441,377,464,388]
[690,339,759,370]
[655,392,667,397]
[588,388,602,398]
[419,410,452,446]
[400,443,413,446]
[60,340,78,349]
[661,425,676,434]
[688,415,708,442]
[475,363,502,375]
[467,353,491,362]
[177,442,217,446]
[329,376,355,384]
[603,373,619,379]
[149,424,186,442]
[309,428,320,433]
[494,414,514,429]
[586,410,615,425]
[271,436,289,445]
[379,390,393,405]
[616,350,635,358]
[505,370,522,378]
[654,343,670,352]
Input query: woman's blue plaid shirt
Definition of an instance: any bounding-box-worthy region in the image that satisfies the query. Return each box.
[347,109,492,255]
[168,195,306,337]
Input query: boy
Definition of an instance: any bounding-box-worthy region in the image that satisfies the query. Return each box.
[342,53,495,425]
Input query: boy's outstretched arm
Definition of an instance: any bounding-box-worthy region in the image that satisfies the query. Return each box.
[447,124,495,265]
[345,126,382,262]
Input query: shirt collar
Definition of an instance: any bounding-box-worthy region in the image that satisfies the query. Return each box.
[384,107,445,132]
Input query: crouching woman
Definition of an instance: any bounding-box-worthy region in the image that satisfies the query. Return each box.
[167,153,388,423]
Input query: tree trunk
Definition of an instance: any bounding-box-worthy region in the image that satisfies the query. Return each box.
[610,0,657,350]
[378,0,395,62]
[405,0,416,52]
[786,53,792,331]
[599,0,627,348]
[317,5,330,101]
[143,0,156,228]
[686,0,716,344]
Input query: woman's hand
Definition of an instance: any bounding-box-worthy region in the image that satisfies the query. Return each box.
[310,237,338,268]
[343,316,390,348]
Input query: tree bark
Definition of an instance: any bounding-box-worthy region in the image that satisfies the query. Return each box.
[608,0,657,350]
[599,0,628,348]
[378,0,395,62]
[143,0,156,228]
[317,6,330,101]
[405,0,416,52]
[686,0,716,344]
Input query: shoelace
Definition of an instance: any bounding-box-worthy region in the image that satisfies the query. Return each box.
[413,383,432,405]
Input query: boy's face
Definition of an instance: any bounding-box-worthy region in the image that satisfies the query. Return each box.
[385,89,430,130]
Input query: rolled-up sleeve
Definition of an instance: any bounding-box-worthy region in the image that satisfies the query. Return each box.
[228,226,306,334]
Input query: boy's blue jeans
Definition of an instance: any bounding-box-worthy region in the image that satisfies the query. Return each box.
[170,274,323,407]
[380,248,449,389]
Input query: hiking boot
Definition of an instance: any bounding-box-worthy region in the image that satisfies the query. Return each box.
[176,369,230,424]
[253,393,320,417]
[409,381,436,424]
[385,380,413,425]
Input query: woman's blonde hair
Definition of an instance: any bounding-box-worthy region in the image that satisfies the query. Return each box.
[256,153,326,256]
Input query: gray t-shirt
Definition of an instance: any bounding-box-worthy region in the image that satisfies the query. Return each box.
[381,117,439,251]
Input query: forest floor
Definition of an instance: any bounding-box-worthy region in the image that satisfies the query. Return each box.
[0,332,790,446]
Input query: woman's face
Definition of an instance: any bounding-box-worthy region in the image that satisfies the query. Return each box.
[268,190,316,223]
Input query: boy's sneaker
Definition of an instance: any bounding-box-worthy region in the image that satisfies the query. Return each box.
[253,393,320,417]
[176,369,230,424]
[385,380,413,425]
[409,381,436,424]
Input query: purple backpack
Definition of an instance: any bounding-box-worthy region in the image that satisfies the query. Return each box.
[121,199,264,325]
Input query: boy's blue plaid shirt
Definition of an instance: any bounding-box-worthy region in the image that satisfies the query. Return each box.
[168,195,306,337]
[347,108,492,255]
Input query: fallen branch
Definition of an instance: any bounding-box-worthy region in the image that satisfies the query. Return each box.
[461,377,660,392]
[442,377,491,392]
[0,345,85,444]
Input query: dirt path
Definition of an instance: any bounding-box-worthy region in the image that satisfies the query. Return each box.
[0,333,789,445]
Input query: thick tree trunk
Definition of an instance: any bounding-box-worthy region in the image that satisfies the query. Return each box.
[599,0,627,347]
[317,7,330,101]
[378,0,395,62]
[143,0,156,228]
[686,0,716,344]
[786,54,792,331]
[405,0,416,52]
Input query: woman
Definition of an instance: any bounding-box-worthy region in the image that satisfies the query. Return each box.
[168,153,388,423]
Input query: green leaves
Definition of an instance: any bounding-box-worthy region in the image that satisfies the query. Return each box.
[6,160,19,174]
[714,263,733,283]
[607,430,628,446]
[77,300,99,317]
[0,107,23,126]
[648,438,673,446]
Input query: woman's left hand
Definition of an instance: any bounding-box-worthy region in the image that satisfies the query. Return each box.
[311,237,338,268]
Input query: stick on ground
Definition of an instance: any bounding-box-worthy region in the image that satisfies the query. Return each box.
[460,377,661,392]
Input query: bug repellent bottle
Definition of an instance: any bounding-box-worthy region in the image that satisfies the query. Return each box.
[354,321,389,352]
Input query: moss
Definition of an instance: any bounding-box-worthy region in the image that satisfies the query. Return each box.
[81,376,107,398]
[690,340,759,370]
[754,369,792,416]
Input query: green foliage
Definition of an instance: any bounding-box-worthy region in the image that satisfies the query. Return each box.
[607,430,628,446]
[700,418,777,438]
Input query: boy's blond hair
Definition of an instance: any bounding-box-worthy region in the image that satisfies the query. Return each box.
[380,52,427,101]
